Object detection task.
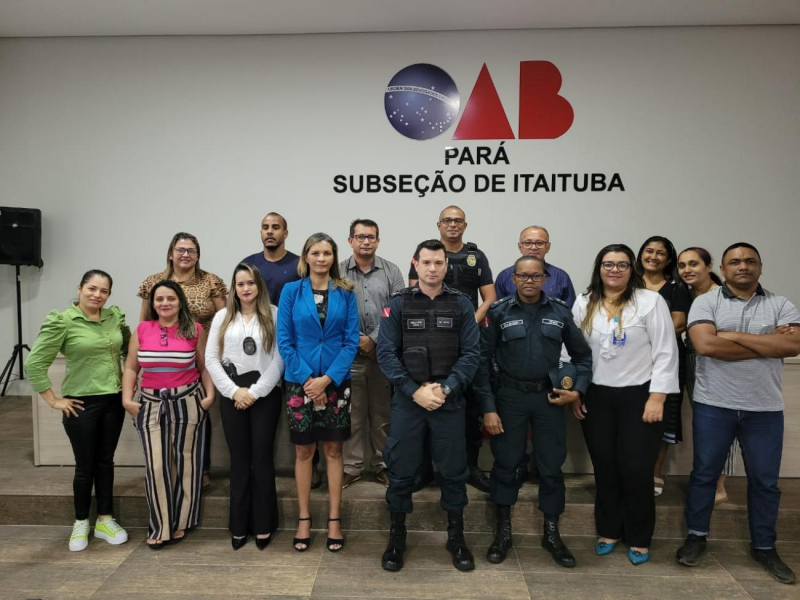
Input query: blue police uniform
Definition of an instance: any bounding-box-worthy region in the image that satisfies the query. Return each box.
[474,292,592,514]
[377,285,480,514]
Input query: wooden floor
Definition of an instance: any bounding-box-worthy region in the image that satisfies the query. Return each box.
[0,525,798,600]
[2,364,800,599]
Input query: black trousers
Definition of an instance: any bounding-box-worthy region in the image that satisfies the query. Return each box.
[490,388,566,515]
[418,384,482,476]
[463,385,483,467]
[62,393,125,520]
[219,372,282,537]
[385,392,469,513]
[580,383,664,548]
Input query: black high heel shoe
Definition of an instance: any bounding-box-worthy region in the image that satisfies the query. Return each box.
[326,517,345,553]
[231,535,248,551]
[293,517,312,552]
[255,534,272,550]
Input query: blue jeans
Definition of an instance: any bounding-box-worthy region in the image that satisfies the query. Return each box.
[685,402,784,549]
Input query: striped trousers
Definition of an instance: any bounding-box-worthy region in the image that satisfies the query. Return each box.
[136,382,207,541]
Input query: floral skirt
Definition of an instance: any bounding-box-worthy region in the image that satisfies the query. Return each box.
[285,379,352,445]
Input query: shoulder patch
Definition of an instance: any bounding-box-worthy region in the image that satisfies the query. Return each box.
[490,296,514,309]
[442,284,465,297]
[391,287,416,298]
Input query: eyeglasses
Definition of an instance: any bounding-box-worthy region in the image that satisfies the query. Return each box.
[439,218,465,226]
[519,240,549,249]
[159,326,168,347]
[601,261,631,272]
[174,248,197,256]
[514,273,547,282]
[352,234,377,243]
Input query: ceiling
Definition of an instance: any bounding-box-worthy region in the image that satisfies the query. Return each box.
[0,0,799,38]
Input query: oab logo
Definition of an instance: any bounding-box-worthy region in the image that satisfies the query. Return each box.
[385,61,574,141]
[384,64,461,141]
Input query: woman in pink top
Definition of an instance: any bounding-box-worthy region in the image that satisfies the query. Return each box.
[122,280,215,549]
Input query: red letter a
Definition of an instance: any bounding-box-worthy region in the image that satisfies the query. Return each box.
[452,64,514,140]
[518,61,573,139]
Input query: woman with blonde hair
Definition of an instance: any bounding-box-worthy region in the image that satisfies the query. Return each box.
[277,233,359,553]
[206,263,285,550]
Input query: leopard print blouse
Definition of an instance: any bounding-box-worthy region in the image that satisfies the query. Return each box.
[138,270,228,329]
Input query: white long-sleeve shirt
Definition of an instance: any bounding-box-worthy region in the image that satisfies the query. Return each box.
[205,306,285,399]
[572,288,679,394]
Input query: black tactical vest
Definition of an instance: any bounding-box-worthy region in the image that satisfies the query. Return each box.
[400,290,461,383]
[445,243,482,309]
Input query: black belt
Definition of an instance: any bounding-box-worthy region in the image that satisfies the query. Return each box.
[499,374,551,393]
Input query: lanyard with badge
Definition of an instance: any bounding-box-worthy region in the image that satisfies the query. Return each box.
[612,315,626,346]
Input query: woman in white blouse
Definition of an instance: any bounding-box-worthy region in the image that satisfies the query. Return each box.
[206,263,285,551]
[571,244,679,565]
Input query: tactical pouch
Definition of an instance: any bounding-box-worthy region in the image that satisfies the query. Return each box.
[402,346,430,383]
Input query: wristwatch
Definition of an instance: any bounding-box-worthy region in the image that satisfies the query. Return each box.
[440,384,452,398]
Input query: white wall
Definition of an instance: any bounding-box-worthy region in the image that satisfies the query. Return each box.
[1,25,799,398]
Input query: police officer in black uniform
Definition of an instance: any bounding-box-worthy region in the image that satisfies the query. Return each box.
[379,239,481,572]
[408,205,496,493]
[474,256,593,567]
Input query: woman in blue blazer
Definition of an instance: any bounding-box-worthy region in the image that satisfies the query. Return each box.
[277,232,359,554]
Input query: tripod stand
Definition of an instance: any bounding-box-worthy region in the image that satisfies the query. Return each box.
[1,265,31,396]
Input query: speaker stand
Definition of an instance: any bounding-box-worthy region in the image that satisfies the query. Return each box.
[1,266,31,396]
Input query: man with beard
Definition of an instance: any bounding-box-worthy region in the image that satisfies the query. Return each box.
[242,212,300,307]
[242,213,324,488]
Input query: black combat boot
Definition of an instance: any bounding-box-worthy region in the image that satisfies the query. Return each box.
[445,510,475,572]
[541,516,575,568]
[382,512,407,572]
[486,504,513,564]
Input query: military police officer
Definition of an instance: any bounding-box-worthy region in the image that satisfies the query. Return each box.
[474,256,593,567]
[378,240,481,572]
[408,205,496,492]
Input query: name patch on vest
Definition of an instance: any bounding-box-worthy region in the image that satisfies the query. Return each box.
[436,317,453,328]
[542,318,564,328]
[500,319,524,330]
[407,319,426,329]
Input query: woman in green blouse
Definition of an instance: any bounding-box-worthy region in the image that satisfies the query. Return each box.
[25,270,131,552]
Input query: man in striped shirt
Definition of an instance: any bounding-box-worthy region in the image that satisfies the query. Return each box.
[677,242,800,585]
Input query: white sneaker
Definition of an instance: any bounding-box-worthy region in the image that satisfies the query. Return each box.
[94,516,129,545]
[69,519,90,551]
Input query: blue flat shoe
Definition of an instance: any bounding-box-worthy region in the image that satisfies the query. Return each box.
[595,540,618,556]
[629,548,649,565]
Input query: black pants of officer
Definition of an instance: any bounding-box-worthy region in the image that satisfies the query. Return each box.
[385,392,470,513]
[490,387,566,515]
[464,386,484,467]
[418,384,482,477]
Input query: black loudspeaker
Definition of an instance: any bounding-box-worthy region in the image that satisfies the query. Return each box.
[0,207,43,267]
